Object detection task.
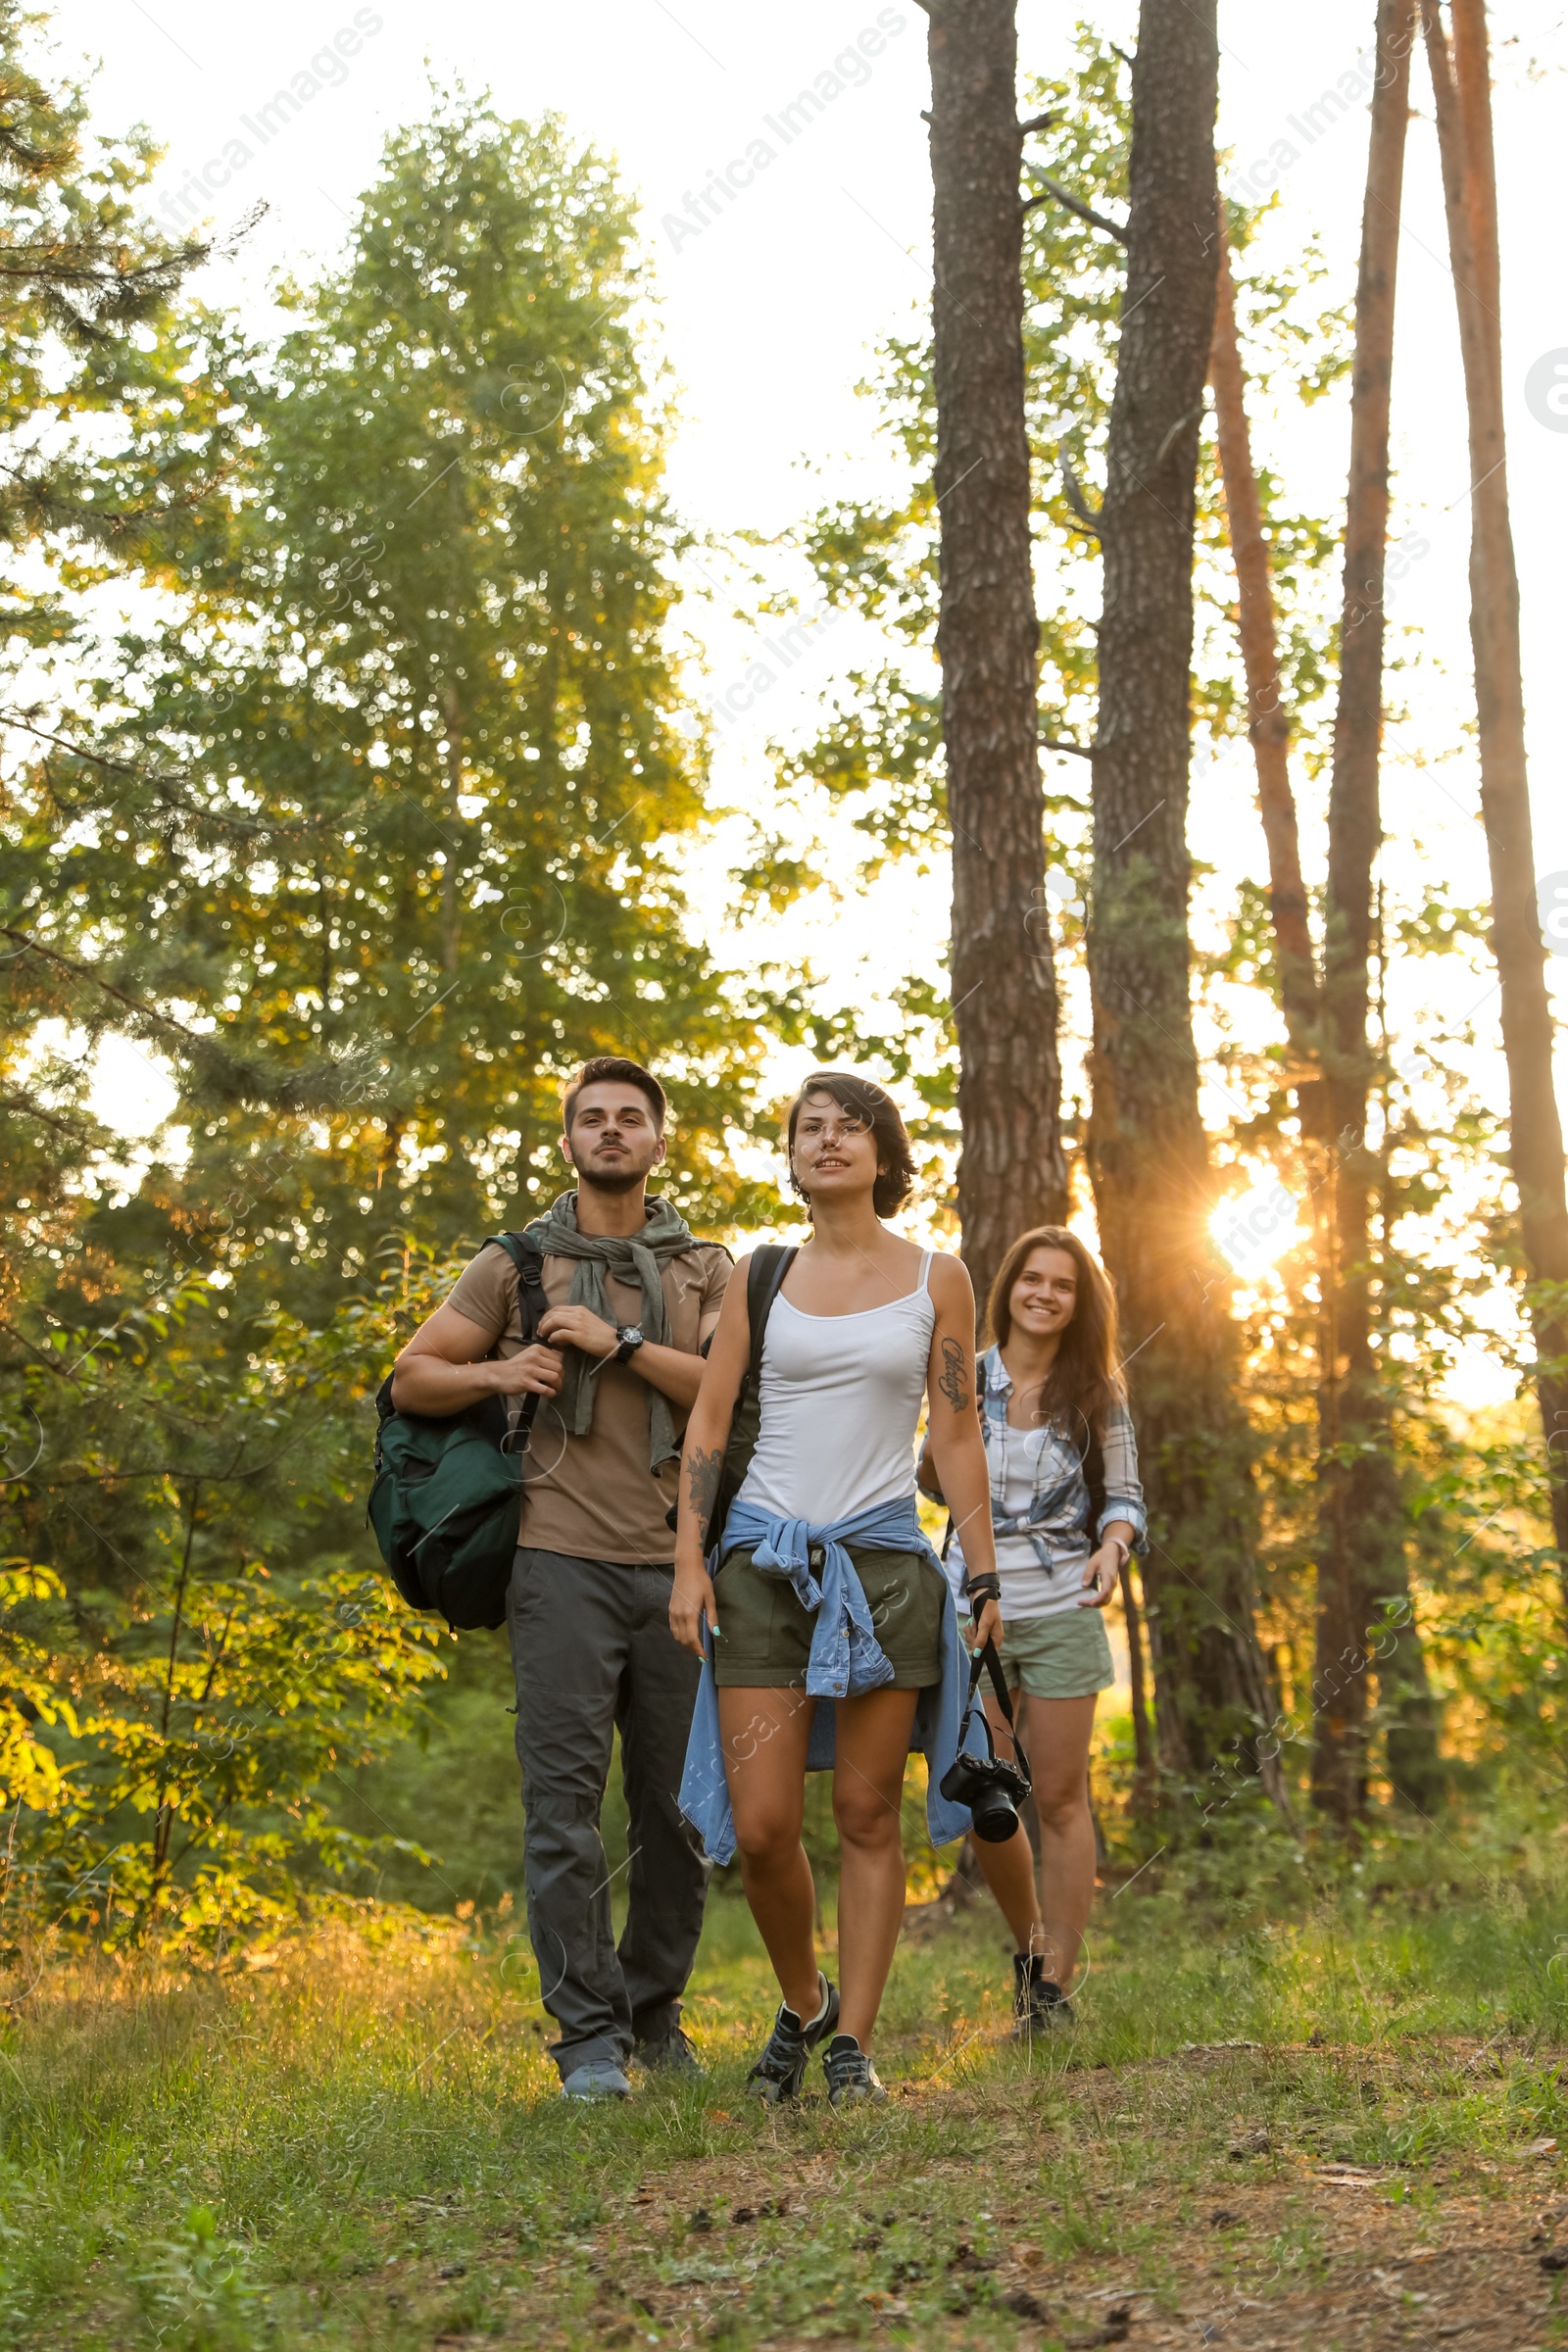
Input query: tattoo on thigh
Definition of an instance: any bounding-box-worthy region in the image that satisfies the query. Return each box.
[938,1336,971,1414]
[685,1444,724,1542]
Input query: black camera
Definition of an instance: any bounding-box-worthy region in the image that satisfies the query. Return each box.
[940,1743,1032,1843]
[939,1642,1032,1843]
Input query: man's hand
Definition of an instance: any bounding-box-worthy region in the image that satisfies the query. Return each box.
[669,1560,717,1657]
[538,1302,618,1360]
[1078,1544,1120,1608]
[491,1343,565,1397]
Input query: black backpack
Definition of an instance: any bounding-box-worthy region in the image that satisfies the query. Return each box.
[663,1243,796,1543]
[368,1233,550,1631]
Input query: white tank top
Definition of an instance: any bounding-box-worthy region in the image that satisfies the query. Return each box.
[736,1250,937,1525]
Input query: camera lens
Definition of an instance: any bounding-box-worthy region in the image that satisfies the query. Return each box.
[971,1793,1019,1843]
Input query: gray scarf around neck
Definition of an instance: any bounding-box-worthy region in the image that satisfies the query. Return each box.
[523,1190,697,1470]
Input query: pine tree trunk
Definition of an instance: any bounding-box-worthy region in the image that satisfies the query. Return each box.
[1423,0,1568,1633]
[1207,230,1318,1066]
[1309,0,1442,1822]
[1087,0,1282,1796]
[925,0,1067,1314]
[1118,1556,1157,1816]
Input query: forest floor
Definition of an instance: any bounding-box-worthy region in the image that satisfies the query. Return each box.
[3,1832,1567,2352]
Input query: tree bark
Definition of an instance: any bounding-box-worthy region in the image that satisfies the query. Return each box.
[926,0,1067,1315]
[1207,230,1319,1067]
[1309,0,1443,1822]
[1119,1556,1157,1816]
[1423,0,1568,1631]
[1087,0,1282,1796]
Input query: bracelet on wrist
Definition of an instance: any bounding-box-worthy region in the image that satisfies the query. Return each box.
[963,1573,1002,1606]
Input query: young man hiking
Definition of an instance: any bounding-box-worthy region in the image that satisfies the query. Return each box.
[392,1056,730,2100]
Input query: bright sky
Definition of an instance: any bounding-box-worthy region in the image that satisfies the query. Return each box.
[54,0,1568,1395]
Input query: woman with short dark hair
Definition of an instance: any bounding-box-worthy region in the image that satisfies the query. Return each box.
[921,1225,1145,2034]
[670,1071,1002,2107]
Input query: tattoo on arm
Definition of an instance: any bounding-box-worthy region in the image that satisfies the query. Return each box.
[937,1336,971,1414]
[684,1444,724,1544]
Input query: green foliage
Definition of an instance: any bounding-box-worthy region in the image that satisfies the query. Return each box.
[0,71,795,1946]
[0,1267,444,1947]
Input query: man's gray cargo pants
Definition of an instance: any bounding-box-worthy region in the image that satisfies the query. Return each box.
[507,1546,710,2079]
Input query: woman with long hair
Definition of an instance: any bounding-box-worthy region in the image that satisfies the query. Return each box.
[921,1225,1145,2034]
[670,1072,1003,2107]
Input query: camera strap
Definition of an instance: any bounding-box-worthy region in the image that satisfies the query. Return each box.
[956,1640,1032,1789]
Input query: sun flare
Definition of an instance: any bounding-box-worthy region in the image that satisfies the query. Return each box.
[1210,1181,1305,1278]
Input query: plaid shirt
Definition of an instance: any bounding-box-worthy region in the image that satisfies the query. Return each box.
[953,1344,1147,1580]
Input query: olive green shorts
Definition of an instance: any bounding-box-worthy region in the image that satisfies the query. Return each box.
[999,1605,1115,1700]
[712,1545,946,1690]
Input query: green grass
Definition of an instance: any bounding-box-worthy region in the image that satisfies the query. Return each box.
[2,1825,1567,2349]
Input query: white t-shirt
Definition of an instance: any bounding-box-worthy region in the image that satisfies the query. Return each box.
[946,1418,1082,1621]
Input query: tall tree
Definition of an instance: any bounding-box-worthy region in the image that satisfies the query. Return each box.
[0,0,211,1314]
[923,0,1067,1310]
[1087,0,1281,1789]
[1422,0,1568,1631]
[1207,224,1318,1071]
[1207,32,1443,1818]
[1311,0,1443,1820]
[8,97,775,1342]
[0,95,781,1932]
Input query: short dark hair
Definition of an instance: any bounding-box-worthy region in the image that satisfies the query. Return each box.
[562,1055,666,1135]
[785,1070,916,1220]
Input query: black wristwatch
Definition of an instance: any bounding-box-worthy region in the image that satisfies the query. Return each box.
[612,1324,645,1365]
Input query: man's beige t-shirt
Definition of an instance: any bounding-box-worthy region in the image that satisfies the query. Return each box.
[443,1231,731,1567]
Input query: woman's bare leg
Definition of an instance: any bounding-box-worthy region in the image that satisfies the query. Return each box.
[967,1817,1044,1951]
[716,1685,819,2018]
[831,1687,920,2047]
[1018,1691,1100,1990]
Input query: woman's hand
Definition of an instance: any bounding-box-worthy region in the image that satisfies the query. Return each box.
[968,1595,1004,1653]
[1079,1543,1121,1608]
[669,1559,717,1657]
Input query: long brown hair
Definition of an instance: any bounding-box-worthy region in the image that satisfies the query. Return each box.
[983,1226,1123,1438]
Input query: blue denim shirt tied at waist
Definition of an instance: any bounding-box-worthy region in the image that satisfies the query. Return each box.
[677,1494,987,1867]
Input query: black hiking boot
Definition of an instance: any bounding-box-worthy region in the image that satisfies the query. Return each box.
[745,1974,838,2104]
[1013,1951,1074,2037]
[823,2034,888,2109]
[636,2025,706,2078]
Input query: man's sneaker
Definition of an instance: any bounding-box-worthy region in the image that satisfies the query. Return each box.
[823,2034,888,2109]
[636,2026,706,2078]
[1013,1951,1074,2037]
[561,2059,632,2101]
[745,1973,839,2104]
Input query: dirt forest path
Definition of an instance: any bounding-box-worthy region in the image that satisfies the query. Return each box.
[23,1905,1568,2351]
[498,2038,1568,2351]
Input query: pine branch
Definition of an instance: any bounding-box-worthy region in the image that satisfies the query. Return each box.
[1022,172,1129,244]
[0,925,375,1114]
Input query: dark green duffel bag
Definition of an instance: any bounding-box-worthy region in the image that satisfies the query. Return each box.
[367,1233,548,1630]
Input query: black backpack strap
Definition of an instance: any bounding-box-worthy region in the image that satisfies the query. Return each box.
[488,1232,551,1452]
[745,1244,797,1386]
[492,1232,548,1340]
